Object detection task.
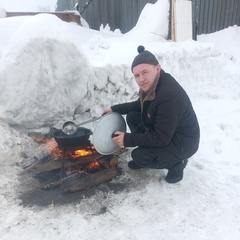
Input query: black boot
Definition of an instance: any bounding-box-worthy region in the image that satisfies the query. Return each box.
[128,160,142,170]
[165,159,188,183]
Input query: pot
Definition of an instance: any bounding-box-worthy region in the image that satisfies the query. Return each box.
[52,126,92,148]
[52,112,126,154]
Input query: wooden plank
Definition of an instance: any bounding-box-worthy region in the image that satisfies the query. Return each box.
[171,0,176,41]
[175,0,193,41]
[18,154,56,175]
[19,160,42,175]
[41,171,87,189]
[60,167,120,192]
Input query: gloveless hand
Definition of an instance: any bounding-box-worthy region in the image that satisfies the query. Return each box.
[112,131,125,147]
[102,107,112,116]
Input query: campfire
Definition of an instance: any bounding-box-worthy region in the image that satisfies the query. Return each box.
[21,132,125,193]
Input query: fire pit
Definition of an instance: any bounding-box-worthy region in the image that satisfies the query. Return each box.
[20,131,126,193]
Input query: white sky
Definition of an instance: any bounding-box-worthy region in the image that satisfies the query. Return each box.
[0,0,240,240]
[0,0,57,11]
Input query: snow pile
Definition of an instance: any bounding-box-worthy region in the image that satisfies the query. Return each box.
[125,0,170,41]
[198,25,240,69]
[0,7,6,18]
[0,16,95,128]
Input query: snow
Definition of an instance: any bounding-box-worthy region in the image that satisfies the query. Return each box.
[0,0,240,239]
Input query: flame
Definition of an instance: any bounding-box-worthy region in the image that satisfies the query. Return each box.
[44,138,62,159]
[45,138,58,149]
[43,138,95,160]
[70,146,95,159]
[88,160,100,169]
[30,136,61,159]
[65,159,101,175]
[51,148,62,159]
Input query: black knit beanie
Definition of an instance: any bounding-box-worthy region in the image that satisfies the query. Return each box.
[131,45,159,72]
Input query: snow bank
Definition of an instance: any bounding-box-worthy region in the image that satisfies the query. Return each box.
[125,0,170,41]
[0,33,96,128]
[0,14,95,128]
[0,14,239,130]
[0,7,6,18]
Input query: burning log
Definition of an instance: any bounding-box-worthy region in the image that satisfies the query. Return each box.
[33,152,101,175]
[59,167,120,192]
[39,157,119,192]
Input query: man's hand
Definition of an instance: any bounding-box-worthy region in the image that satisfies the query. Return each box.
[112,131,125,147]
[102,107,112,116]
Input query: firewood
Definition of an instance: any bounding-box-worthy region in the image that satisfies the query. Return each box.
[19,160,41,175]
[33,152,101,174]
[109,157,118,167]
[41,171,86,189]
[19,154,56,175]
[59,167,120,192]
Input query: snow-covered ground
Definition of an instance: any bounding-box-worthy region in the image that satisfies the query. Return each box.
[0,0,240,239]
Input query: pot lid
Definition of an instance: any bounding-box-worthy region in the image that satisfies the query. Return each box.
[92,112,126,155]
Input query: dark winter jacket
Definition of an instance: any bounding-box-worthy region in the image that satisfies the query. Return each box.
[111,69,200,157]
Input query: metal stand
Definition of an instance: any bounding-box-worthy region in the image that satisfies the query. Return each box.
[60,148,66,179]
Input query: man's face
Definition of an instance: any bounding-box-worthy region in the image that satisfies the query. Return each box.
[133,64,161,93]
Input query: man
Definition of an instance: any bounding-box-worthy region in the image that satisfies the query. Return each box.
[103,46,200,183]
